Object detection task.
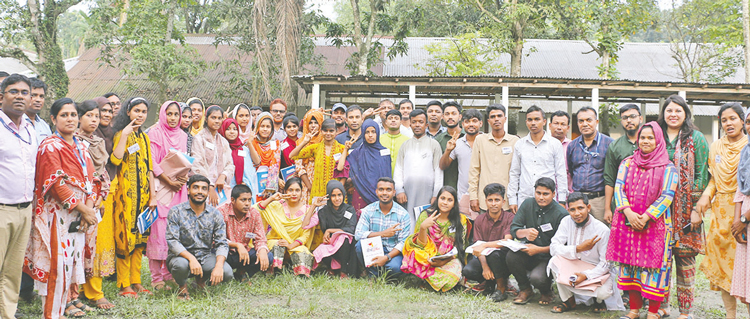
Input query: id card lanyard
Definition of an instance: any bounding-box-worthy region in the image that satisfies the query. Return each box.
[56,132,92,195]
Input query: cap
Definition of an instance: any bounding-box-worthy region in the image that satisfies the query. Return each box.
[332,103,347,112]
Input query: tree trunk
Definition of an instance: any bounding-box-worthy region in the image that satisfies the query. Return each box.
[165,2,175,43]
[120,0,130,27]
[744,0,750,83]
[601,50,610,79]
[349,0,367,76]
[275,0,302,106]
[508,0,523,77]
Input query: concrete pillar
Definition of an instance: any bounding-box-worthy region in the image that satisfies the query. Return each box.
[712,116,720,144]
[567,99,574,138]
[319,90,326,110]
[591,88,599,109]
[409,85,416,103]
[311,83,320,109]
[502,85,509,132]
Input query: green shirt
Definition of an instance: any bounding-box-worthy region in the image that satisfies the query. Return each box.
[380,132,411,174]
[603,135,638,188]
[510,198,568,252]
[665,130,710,191]
[435,130,464,190]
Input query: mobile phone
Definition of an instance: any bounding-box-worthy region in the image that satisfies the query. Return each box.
[68,220,81,233]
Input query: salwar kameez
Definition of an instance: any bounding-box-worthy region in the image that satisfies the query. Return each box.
[258,201,318,276]
[732,191,750,301]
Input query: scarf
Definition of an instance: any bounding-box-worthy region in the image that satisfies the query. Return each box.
[75,130,108,176]
[281,136,298,168]
[251,112,280,167]
[303,109,324,145]
[219,118,245,185]
[317,180,357,233]
[230,104,253,143]
[348,119,392,203]
[148,101,188,153]
[672,129,702,254]
[739,111,750,195]
[187,97,205,137]
[715,132,748,191]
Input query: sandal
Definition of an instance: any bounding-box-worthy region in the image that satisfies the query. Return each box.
[657,309,669,318]
[177,288,190,300]
[70,299,94,312]
[592,301,607,313]
[92,298,115,310]
[513,289,534,305]
[647,312,662,319]
[117,291,138,298]
[133,286,153,295]
[551,301,575,313]
[539,292,554,305]
[152,282,169,291]
[64,303,86,318]
[620,310,640,319]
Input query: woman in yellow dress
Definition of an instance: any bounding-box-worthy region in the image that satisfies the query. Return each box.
[696,102,748,319]
[109,97,157,297]
[289,119,345,201]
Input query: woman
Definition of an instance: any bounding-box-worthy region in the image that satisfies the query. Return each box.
[281,115,300,169]
[290,119,345,201]
[218,118,259,199]
[110,97,156,297]
[147,101,189,291]
[607,122,678,319]
[230,103,253,143]
[296,109,324,193]
[696,103,748,319]
[178,103,194,155]
[732,109,750,315]
[248,112,282,199]
[187,97,205,137]
[24,98,100,319]
[192,105,235,207]
[312,180,359,278]
[401,186,468,292]
[256,178,324,277]
[337,119,392,214]
[74,100,115,311]
[657,94,710,319]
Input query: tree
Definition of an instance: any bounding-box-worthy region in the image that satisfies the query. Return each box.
[745,0,750,83]
[0,0,83,99]
[418,32,506,76]
[57,10,89,59]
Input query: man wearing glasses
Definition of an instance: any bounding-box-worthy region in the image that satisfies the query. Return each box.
[602,104,642,225]
[566,106,613,223]
[104,92,121,114]
[269,98,291,141]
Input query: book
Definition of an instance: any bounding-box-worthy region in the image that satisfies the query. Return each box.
[154,149,192,206]
[280,165,296,182]
[429,247,458,263]
[218,189,228,205]
[465,240,528,254]
[257,166,269,194]
[360,236,385,267]
[136,207,158,234]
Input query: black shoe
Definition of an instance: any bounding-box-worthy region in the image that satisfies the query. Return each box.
[489,290,508,302]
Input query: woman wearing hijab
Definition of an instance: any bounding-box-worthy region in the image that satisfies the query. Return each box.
[230,103,253,143]
[219,118,259,201]
[312,181,359,278]
[732,108,750,316]
[187,97,205,137]
[696,103,748,319]
[192,105,235,207]
[337,119,392,214]
[146,101,189,291]
[248,112,282,200]
[607,122,678,319]
[178,103,194,154]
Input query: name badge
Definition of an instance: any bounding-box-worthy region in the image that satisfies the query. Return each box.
[344,211,353,219]
[380,149,390,156]
[85,181,93,194]
[348,149,354,155]
[280,141,289,150]
[205,142,215,150]
[421,152,429,159]
[127,143,140,154]
[245,232,256,239]
[238,150,247,157]
[502,147,512,154]
[448,226,456,234]
[540,223,553,232]
[715,155,721,164]
[333,153,342,161]
[270,142,278,150]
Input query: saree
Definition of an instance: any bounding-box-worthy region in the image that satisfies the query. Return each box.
[258,201,317,276]
[401,210,469,292]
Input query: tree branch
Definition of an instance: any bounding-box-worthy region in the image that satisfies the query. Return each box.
[0,47,39,74]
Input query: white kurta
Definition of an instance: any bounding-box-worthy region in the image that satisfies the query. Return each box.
[394,135,443,226]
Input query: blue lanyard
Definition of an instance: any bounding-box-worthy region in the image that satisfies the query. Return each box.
[578,133,601,159]
[0,116,31,145]
[55,132,91,194]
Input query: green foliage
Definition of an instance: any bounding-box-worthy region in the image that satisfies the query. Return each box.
[418,32,506,76]
[57,10,89,59]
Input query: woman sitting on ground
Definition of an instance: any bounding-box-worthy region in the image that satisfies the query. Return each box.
[312,180,359,278]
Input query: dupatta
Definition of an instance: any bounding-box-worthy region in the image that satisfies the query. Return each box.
[348,119,392,203]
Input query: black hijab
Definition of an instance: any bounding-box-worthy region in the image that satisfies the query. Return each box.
[318,180,358,233]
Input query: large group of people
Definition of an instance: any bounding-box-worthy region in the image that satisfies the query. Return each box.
[1,70,750,319]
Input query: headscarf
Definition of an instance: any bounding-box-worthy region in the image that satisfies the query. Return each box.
[348,119,392,203]
[148,101,188,152]
[302,109,325,145]
[251,112,279,167]
[219,118,245,185]
[739,111,750,195]
[187,97,205,136]
[317,180,357,233]
[93,96,115,153]
[230,103,253,143]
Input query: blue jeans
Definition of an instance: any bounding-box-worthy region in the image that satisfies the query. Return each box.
[355,241,403,278]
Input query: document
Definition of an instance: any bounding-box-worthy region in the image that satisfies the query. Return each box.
[429,247,458,263]
[361,236,385,267]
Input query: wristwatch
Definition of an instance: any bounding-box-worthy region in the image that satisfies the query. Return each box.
[387,255,393,262]
[741,215,749,224]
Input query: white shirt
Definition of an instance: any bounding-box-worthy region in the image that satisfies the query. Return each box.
[374,116,413,138]
[0,111,38,204]
[508,133,568,205]
[549,216,611,280]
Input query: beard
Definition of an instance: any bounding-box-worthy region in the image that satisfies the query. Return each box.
[575,215,590,227]
[190,196,207,206]
[625,127,639,137]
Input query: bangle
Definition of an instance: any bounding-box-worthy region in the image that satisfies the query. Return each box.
[294,239,303,246]
[257,202,266,210]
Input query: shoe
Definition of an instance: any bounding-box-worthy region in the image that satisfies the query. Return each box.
[489,290,508,302]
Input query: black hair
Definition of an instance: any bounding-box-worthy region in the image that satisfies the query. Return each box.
[249,106,262,112]
[379,99,395,107]
[398,99,413,108]
[619,103,641,116]
[283,115,300,129]
[321,118,336,131]
[50,98,75,118]
[284,177,303,192]
[203,105,224,128]
[426,100,443,110]
[386,109,401,119]
[77,100,100,119]
[1,73,31,93]
[103,92,119,99]
[187,98,204,109]
[377,177,395,187]
[486,103,506,117]
[29,77,47,94]
[0,71,9,77]
[112,97,150,132]
[534,177,556,193]
[657,94,695,143]
[442,101,462,113]
[231,184,253,199]
[526,105,546,119]
[566,192,589,205]
[550,111,570,124]
[187,174,210,187]
[346,104,363,116]
[576,106,598,119]
[424,186,465,265]
[718,102,745,120]
[409,109,426,121]
[462,109,483,122]
[233,103,251,117]
[483,183,506,198]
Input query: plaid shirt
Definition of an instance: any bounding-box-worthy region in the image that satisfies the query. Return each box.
[566,132,613,193]
[355,201,412,252]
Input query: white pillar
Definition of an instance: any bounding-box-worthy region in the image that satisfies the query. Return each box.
[678,91,686,99]
[311,83,320,109]
[409,85,416,103]
[712,116,720,144]
[591,87,599,109]
[502,85,509,132]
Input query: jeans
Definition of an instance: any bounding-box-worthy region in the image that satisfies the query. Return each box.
[355,241,403,278]
[462,249,511,282]
[506,250,552,293]
[168,254,233,287]
[226,249,274,280]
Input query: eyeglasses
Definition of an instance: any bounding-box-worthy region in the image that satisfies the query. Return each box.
[270,110,285,114]
[621,114,639,121]
[111,101,122,106]
[4,89,30,96]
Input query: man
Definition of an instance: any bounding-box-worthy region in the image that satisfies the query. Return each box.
[0,71,8,83]
[507,177,568,305]
[331,103,348,135]
[103,92,121,114]
[398,99,414,137]
[425,100,445,138]
[394,109,444,225]
[380,110,411,174]
[549,111,572,193]
[461,183,516,302]
[0,74,36,318]
[249,106,262,129]
[549,192,621,314]
[566,107,613,222]
[440,109,482,218]
[167,175,233,300]
[508,105,568,213]
[25,77,52,141]
[355,177,412,277]
[603,104,642,224]
[335,105,364,149]
[468,104,519,212]
[269,98,289,141]
[217,185,273,283]
[435,101,463,190]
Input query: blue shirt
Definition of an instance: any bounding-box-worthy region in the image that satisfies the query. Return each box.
[566,132,613,193]
[355,201,412,252]
[335,129,364,149]
[167,201,229,263]
[27,114,52,142]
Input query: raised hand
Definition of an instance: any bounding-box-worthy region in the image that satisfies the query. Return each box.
[445,131,460,151]
[576,235,601,253]
[380,223,402,238]
[420,210,440,231]
[122,119,141,138]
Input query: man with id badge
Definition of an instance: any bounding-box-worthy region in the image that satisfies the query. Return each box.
[507,177,568,306]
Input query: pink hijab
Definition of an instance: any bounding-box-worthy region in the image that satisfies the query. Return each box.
[149,101,188,152]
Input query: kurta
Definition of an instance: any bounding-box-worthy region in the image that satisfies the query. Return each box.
[228,146,259,204]
[257,201,319,276]
[394,136,444,225]
[291,142,345,201]
[699,134,748,292]
[192,129,235,187]
[731,190,750,300]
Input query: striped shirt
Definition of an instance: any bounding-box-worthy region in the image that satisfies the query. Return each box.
[566,132,613,193]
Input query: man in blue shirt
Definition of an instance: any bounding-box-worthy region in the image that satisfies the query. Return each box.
[335,105,364,149]
[355,177,412,278]
[25,77,51,141]
[566,107,613,223]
